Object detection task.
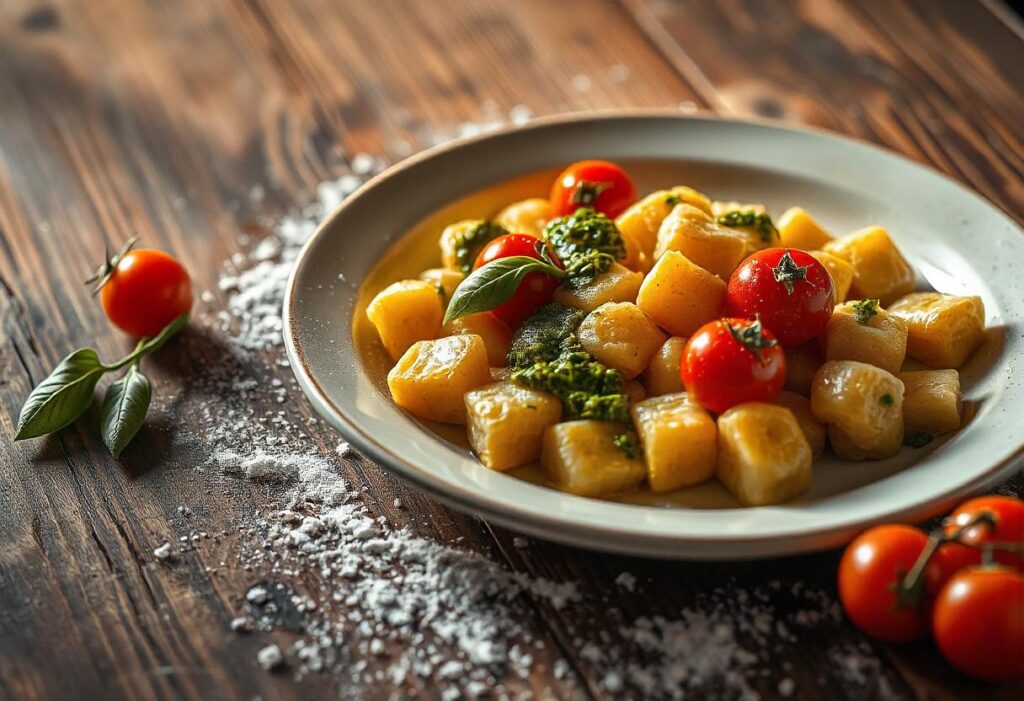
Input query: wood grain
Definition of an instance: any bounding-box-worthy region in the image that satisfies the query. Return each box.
[0,1,1021,699]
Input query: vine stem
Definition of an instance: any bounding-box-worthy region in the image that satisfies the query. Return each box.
[898,511,999,599]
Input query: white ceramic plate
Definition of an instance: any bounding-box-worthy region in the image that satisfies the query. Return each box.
[284,112,1024,559]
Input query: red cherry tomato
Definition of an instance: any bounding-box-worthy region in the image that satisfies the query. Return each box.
[725,248,835,346]
[99,247,192,338]
[932,567,1024,681]
[474,234,562,328]
[942,496,1024,570]
[549,160,636,219]
[680,317,786,414]
[838,525,940,642]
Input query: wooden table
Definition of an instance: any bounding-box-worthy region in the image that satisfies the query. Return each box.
[2,1,1022,699]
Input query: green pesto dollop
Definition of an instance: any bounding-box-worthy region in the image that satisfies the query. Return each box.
[506,303,585,368]
[543,207,626,288]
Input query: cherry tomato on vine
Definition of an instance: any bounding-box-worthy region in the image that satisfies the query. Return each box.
[549,160,636,219]
[941,496,1024,571]
[680,317,786,414]
[474,233,563,328]
[932,566,1024,681]
[90,240,192,338]
[838,524,940,642]
[725,248,835,346]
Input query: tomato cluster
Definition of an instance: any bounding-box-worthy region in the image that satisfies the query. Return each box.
[839,496,1024,681]
[682,248,834,414]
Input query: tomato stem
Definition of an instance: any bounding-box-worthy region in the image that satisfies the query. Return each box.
[896,511,1000,602]
[86,237,139,296]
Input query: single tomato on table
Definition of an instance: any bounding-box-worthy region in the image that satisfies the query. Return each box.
[89,240,193,338]
[838,524,939,642]
[932,566,1024,681]
[549,160,636,219]
[725,248,835,346]
[680,317,786,414]
[473,234,563,328]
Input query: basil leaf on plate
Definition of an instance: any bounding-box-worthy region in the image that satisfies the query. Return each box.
[443,256,565,324]
[100,364,152,457]
[16,348,105,440]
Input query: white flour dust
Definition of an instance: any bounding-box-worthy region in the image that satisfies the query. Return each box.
[168,105,889,699]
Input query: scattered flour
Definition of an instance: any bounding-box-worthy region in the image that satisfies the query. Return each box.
[180,105,891,698]
[257,644,285,670]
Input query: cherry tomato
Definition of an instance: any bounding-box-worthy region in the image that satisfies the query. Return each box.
[680,317,786,414]
[932,566,1024,681]
[725,248,835,346]
[838,525,940,642]
[943,496,1024,570]
[549,160,636,219]
[98,247,192,338]
[474,234,562,328]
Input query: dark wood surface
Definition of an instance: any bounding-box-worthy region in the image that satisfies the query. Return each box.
[1,1,1022,699]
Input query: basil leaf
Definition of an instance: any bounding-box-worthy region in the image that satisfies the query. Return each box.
[140,312,189,355]
[443,256,564,324]
[100,365,152,457]
[16,348,105,440]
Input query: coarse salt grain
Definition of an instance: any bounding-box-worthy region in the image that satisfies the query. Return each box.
[153,542,173,561]
[257,644,284,670]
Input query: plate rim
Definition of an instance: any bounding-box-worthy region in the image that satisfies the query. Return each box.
[284,109,1024,559]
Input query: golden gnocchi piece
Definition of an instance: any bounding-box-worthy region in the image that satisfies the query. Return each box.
[616,187,713,260]
[552,262,643,312]
[644,336,687,397]
[444,312,512,367]
[387,334,492,424]
[783,341,824,397]
[824,300,909,375]
[888,292,985,369]
[418,267,464,301]
[654,204,749,279]
[439,219,484,271]
[367,279,444,360]
[823,226,915,305]
[808,250,854,303]
[716,403,812,506]
[541,421,646,497]
[637,250,727,338]
[778,207,833,251]
[710,200,780,252]
[632,392,717,492]
[494,198,552,238]
[623,380,647,404]
[828,424,903,461]
[775,391,826,459]
[810,360,904,458]
[578,302,667,379]
[465,382,562,470]
[900,369,962,436]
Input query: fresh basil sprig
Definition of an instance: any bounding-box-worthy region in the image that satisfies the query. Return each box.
[443,256,565,324]
[15,312,188,454]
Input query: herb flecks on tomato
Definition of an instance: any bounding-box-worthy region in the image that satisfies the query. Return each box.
[725,247,835,346]
[681,317,786,414]
[550,160,636,219]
